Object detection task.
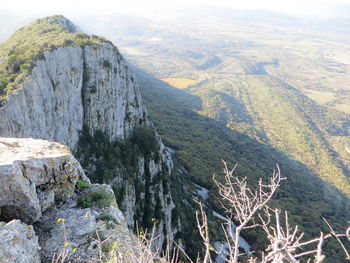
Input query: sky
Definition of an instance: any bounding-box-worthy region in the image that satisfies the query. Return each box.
[1,0,350,19]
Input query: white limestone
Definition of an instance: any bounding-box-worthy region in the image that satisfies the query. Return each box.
[0,42,147,147]
[0,137,83,223]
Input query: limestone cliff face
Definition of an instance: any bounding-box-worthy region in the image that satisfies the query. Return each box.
[0,43,146,147]
[0,16,175,248]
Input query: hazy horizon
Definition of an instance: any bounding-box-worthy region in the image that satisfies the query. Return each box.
[1,0,350,20]
[1,0,350,43]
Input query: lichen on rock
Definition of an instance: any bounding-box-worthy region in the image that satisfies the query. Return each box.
[0,220,41,263]
[36,184,131,261]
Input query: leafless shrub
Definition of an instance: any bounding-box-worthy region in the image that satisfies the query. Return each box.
[51,162,350,263]
[195,162,350,263]
[107,225,181,263]
[51,219,182,263]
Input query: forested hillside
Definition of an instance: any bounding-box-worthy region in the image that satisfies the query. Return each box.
[91,9,350,261]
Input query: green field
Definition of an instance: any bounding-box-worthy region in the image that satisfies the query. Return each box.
[161,77,198,89]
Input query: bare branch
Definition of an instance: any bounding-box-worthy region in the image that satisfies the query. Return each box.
[323,217,350,260]
[195,201,213,263]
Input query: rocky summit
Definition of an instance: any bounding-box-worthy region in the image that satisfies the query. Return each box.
[0,15,177,261]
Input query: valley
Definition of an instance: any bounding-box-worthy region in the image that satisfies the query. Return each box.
[84,9,350,260]
[1,8,350,262]
[106,9,350,193]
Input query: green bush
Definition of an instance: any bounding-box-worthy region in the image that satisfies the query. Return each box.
[97,213,117,223]
[131,126,160,156]
[76,180,91,189]
[77,189,114,208]
[90,189,114,207]
[77,195,92,209]
[112,185,125,204]
[97,213,118,229]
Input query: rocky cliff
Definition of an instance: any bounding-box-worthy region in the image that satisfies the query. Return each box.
[0,39,145,147]
[0,15,176,249]
[0,137,132,262]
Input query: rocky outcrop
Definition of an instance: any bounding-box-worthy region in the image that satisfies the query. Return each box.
[36,184,132,261]
[83,43,147,140]
[0,220,41,263]
[0,16,175,249]
[0,137,133,261]
[76,126,176,249]
[50,15,80,33]
[0,137,83,223]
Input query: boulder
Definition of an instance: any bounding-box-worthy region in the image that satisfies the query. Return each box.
[0,219,41,263]
[0,137,85,223]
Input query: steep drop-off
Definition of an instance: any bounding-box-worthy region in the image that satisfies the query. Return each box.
[135,68,350,261]
[0,15,176,248]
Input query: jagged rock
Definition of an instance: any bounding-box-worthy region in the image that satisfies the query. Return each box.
[0,219,41,263]
[83,43,147,140]
[0,136,134,261]
[35,184,132,261]
[0,137,84,223]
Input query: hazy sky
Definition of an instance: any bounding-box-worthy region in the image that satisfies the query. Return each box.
[2,0,350,18]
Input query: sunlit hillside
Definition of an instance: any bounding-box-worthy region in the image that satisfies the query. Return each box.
[87,9,350,261]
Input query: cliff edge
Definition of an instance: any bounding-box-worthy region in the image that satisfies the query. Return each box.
[0,137,133,262]
[0,15,176,249]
